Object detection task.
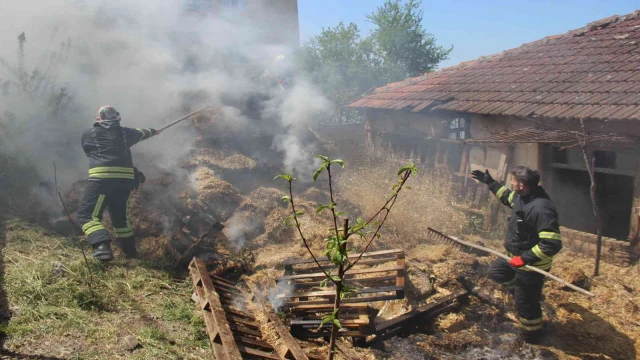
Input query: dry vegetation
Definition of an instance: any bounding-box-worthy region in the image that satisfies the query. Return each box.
[1,130,640,359]
[336,158,469,246]
[332,156,640,360]
[0,219,210,359]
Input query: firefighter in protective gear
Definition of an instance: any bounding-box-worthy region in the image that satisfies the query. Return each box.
[472,166,562,344]
[260,54,290,90]
[76,105,160,261]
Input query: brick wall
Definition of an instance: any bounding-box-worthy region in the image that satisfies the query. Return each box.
[561,227,635,266]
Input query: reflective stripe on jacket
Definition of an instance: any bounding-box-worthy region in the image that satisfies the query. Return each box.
[81,123,157,180]
[489,181,562,270]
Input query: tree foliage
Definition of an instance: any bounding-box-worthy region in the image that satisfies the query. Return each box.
[299,0,451,114]
[367,0,451,82]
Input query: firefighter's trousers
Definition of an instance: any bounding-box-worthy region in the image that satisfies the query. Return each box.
[76,179,135,246]
[489,258,545,335]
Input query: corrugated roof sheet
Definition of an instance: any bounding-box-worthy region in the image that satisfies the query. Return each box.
[348,11,640,121]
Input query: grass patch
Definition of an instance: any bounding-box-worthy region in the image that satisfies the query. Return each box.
[1,219,210,359]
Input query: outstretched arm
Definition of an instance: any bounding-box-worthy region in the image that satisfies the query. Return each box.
[472,169,516,208]
[122,127,161,147]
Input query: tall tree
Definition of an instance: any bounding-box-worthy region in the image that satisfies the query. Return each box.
[299,22,377,108]
[367,0,451,82]
[299,0,451,121]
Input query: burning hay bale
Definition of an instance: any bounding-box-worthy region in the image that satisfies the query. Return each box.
[127,190,168,237]
[198,244,247,278]
[63,180,87,214]
[254,198,333,249]
[222,187,287,250]
[144,170,178,186]
[181,167,242,222]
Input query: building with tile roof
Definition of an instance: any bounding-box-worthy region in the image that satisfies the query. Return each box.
[348,11,640,264]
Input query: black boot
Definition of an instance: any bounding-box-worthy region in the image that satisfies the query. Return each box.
[116,236,137,259]
[521,329,543,344]
[92,242,113,262]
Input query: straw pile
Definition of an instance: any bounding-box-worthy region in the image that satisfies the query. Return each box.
[181,167,242,221]
[181,148,257,171]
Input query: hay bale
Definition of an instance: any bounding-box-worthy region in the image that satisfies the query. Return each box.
[298,187,330,204]
[145,171,177,186]
[63,180,87,214]
[128,190,167,237]
[181,167,242,221]
[222,187,288,249]
[181,148,257,171]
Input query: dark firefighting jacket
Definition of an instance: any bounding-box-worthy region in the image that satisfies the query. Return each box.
[81,122,157,180]
[488,181,563,270]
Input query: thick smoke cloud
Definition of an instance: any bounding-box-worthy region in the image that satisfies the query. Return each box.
[0,0,331,190]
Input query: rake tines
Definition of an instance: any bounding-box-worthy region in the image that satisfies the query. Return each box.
[427,227,461,246]
[425,228,597,298]
[427,227,467,250]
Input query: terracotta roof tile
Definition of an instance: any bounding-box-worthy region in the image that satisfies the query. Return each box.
[350,11,640,120]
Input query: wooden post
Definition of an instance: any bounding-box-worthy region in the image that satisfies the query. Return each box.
[630,158,640,243]
[579,119,603,276]
[395,253,405,299]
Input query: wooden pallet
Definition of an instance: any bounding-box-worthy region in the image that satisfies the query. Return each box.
[277,249,406,306]
[189,258,318,360]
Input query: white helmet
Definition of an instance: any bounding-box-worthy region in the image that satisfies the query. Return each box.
[96,105,121,122]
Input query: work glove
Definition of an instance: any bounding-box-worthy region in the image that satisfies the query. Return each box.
[152,128,162,136]
[471,169,495,184]
[509,256,526,268]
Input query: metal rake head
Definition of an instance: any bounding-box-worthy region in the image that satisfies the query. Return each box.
[426,227,467,250]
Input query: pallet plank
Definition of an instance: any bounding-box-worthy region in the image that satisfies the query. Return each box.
[189,258,243,360]
[229,323,263,338]
[246,282,311,360]
[280,286,403,299]
[238,345,281,360]
[234,335,275,351]
[278,265,404,281]
[284,249,404,265]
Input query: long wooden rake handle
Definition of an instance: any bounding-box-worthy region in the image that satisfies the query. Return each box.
[158,106,212,132]
[427,227,595,297]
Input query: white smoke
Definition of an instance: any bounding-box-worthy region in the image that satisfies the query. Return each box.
[225,212,259,251]
[0,0,332,191]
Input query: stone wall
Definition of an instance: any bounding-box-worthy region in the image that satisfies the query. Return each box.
[561,227,636,266]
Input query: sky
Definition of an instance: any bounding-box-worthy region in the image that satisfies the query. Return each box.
[298,0,639,68]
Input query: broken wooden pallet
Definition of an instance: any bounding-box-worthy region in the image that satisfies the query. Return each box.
[369,289,469,344]
[277,249,406,306]
[167,214,224,266]
[189,258,320,360]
